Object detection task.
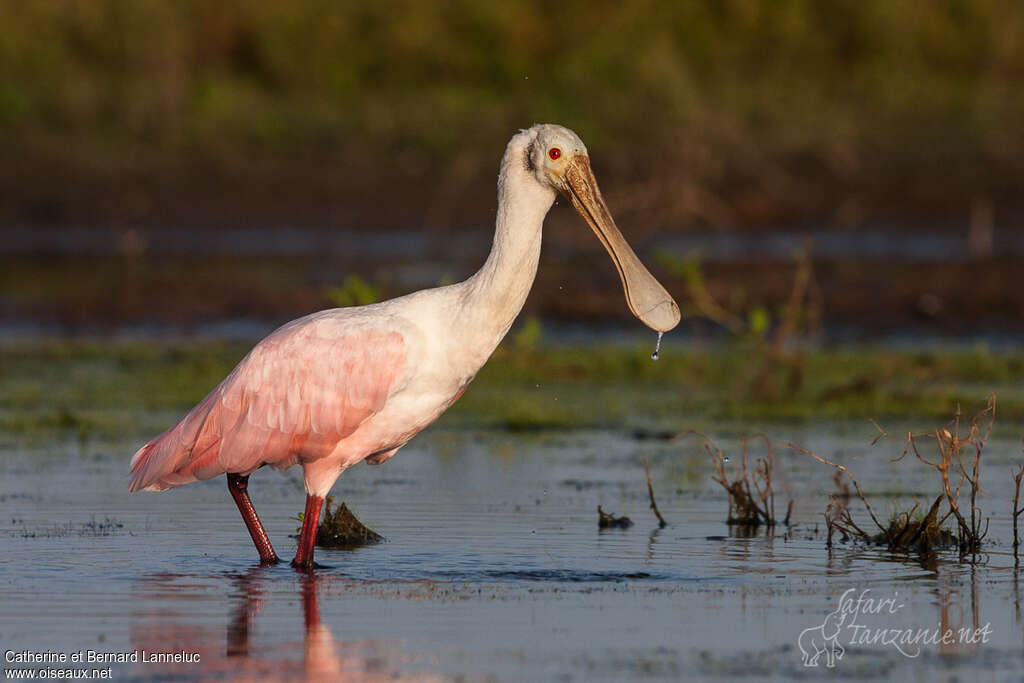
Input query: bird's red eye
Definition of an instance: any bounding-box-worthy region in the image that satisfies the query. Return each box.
[549,147,561,160]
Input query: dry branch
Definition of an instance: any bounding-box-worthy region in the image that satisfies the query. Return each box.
[900,397,994,554]
[1014,449,1024,558]
[643,457,668,528]
[676,430,784,528]
[783,441,890,543]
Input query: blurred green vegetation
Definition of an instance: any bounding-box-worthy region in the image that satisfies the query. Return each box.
[326,274,382,307]
[3,340,1024,442]
[2,1,1022,227]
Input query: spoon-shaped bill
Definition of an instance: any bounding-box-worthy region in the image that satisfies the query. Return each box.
[562,156,681,333]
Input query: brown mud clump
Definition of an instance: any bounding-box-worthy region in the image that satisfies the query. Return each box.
[315,496,384,548]
[876,496,958,553]
[598,506,633,529]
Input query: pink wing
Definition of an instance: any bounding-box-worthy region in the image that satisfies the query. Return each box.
[129,318,408,492]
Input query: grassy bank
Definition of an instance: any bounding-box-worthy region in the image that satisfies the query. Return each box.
[2,340,1022,442]
[2,1,1022,229]
[4,249,1024,335]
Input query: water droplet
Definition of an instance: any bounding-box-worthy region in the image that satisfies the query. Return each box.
[651,332,664,361]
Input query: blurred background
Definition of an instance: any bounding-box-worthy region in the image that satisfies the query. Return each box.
[2,0,1023,339]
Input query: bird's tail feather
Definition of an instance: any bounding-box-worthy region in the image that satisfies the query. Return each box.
[128,435,175,492]
[128,391,220,492]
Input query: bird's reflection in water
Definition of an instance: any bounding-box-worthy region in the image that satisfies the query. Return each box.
[132,569,440,682]
[299,573,344,681]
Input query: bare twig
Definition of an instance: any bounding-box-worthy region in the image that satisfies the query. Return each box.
[783,441,890,543]
[1013,453,1024,558]
[869,418,888,446]
[643,457,668,528]
[823,470,851,546]
[675,430,778,527]
[883,396,995,556]
[773,237,818,347]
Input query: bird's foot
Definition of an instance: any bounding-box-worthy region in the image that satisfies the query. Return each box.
[258,554,281,567]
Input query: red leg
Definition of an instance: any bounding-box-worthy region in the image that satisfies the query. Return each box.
[227,473,279,565]
[292,494,324,570]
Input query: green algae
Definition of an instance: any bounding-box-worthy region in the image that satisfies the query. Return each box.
[2,340,1024,444]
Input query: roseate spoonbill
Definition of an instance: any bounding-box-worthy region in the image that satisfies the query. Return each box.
[130,124,680,569]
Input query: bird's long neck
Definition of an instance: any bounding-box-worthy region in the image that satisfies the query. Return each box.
[459,138,555,357]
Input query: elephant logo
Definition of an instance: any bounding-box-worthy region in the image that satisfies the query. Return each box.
[798,608,847,668]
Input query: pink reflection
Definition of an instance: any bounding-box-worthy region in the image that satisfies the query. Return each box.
[131,571,441,682]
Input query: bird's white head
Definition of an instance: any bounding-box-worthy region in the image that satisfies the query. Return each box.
[525,124,588,191]
[518,124,681,333]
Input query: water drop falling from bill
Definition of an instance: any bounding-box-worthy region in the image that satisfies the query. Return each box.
[651,332,664,361]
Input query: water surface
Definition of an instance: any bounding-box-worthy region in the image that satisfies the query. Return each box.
[2,424,1023,680]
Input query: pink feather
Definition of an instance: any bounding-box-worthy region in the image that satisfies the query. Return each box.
[129,319,407,492]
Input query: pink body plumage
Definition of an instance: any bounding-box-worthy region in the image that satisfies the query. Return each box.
[130,316,407,494]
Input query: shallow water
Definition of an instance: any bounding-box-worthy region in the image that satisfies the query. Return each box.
[2,424,1023,681]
